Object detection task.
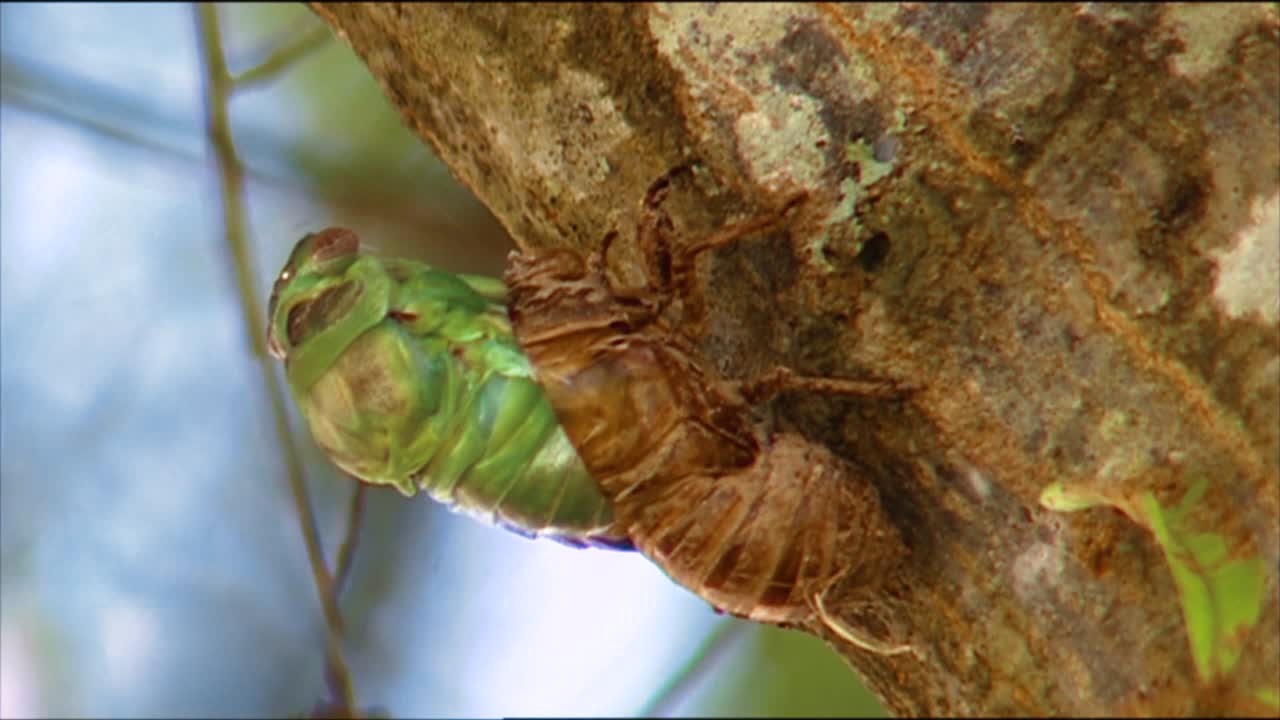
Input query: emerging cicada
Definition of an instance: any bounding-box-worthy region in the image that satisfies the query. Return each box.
[506,168,907,629]
[267,170,908,649]
[266,227,628,549]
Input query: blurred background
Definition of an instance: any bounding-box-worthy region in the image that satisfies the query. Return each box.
[0,3,883,717]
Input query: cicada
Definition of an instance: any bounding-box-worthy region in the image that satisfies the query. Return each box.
[268,171,908,649]
[266,226,629,549]
[504,168,908,631]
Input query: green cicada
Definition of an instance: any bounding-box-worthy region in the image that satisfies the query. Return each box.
[268,171,908,653]
[266,227,629,549]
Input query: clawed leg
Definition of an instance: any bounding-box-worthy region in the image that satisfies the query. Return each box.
[632,165,811,306]
[736,366,915,406]
[636,166,687,295]
[582,166,812,332]
[671,192,808,289]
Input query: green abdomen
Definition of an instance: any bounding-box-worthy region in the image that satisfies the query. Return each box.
[296,293,626,549]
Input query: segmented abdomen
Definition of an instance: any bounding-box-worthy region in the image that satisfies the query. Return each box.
[413,356,621,547]
[506,250,900,621]
[629,434,894,622]
[293,255,625,548]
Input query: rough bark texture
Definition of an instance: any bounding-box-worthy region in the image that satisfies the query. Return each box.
[310,3,1279,716]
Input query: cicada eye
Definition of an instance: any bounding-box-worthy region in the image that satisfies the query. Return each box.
[285,280,363,348]
[311,227,360,262]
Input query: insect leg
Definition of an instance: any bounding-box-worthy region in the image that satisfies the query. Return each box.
[629,166,687,306]
[669,193,809,298]
[574,167,692,323]
[632,166,812,325]
[735,366,916,406]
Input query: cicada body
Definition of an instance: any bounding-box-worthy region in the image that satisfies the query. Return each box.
[266,228,628,549]
[505,171,904,624]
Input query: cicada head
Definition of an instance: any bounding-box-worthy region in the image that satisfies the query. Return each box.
[266,227,364,361]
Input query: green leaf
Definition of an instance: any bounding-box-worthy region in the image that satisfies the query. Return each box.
[1041,476,1268,687]
[1139,480,1266,681]
[1038,480,1113,513]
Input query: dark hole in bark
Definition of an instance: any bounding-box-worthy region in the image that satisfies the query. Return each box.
[859,232,890,272]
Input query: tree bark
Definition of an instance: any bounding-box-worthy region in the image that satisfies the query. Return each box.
[310,3,1279,716]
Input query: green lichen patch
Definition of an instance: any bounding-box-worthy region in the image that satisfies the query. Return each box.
[846,137,895,187]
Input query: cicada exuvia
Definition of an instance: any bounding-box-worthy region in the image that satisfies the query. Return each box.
[506,168,910,644]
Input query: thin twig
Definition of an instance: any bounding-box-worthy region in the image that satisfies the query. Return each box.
[233,26,332,89]
[0,51,312,190]
[192,2,357,712]
[333,482,368,599]
[637,618,752,718]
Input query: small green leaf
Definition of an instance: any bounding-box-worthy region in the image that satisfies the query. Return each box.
[1038,480,1112,513]
[1139,480,1266,681]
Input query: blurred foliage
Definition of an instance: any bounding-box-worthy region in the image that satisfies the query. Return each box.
[222,3,513,274]
[691,625,885,717]
[0,3,884,717]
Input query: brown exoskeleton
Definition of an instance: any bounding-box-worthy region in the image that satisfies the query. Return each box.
[506,167,913,653]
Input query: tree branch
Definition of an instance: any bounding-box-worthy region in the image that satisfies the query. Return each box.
[310,3,1279,715]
